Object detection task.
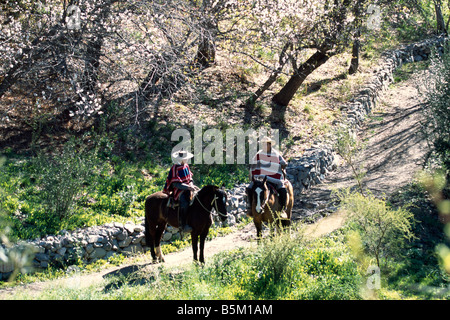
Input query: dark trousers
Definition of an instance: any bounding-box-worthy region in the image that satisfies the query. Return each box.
[179,190,191,227]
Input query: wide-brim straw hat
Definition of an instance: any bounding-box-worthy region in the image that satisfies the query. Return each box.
[172,149,194,162]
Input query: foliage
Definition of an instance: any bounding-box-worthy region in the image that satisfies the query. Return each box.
[417,170,450,277]
[337,189,416,268]
[419,42,450,179]
[33,139,97,221]
[334,127,367,194]
[15,227,362,300]
[199,227,361,300]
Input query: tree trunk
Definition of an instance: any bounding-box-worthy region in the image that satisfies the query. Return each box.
[194,0,218,68]
[244,42,291,107]
[349,35,360,75]
[81,2,113,94]
[272,50,330,107]
[435,0,448,34]
[195,33,216,68]
[349,0,363,75]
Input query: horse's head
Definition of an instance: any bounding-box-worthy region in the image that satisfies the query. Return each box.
[213,185,228,222]
[198,185,228,222]
[252,176,269,214]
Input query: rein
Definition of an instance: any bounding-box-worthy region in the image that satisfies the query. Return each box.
[194,193,227,218]
[257,189,289,221]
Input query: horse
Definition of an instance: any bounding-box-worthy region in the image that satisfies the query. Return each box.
[250,176,294,239]
[144,185,228,263]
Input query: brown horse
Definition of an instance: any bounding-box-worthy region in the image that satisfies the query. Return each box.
[251,176,294,239]
[144,185,228,263]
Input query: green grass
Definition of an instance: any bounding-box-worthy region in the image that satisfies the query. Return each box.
[4,180,449,300]
[7,226,364,300]
[0,133,248,242]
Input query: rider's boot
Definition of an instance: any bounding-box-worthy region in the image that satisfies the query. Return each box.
[180,207,193,233]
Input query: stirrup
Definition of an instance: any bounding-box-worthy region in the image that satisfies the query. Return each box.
[167,197,179,209]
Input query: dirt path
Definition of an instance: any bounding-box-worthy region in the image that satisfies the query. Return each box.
[0,213,346,299]
[0,69,429,299]
[295,69,429,216]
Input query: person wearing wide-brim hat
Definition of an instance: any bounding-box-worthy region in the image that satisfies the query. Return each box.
[163,149,197,233]
[246,136,288,217]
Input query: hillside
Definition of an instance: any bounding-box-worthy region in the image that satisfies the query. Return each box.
[1,0,450,301]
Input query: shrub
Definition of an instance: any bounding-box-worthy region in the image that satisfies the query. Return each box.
[420,43,450,181]
[334,127,367,194]
[337,189,416,268]
[201,226,361,300]
[33,139,97,222]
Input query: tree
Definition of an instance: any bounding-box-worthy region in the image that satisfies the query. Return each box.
[270,0,368,120]
[433,0,448,34]
[420,42,450,182]
[228,0,369,122]
[0,0,220,131]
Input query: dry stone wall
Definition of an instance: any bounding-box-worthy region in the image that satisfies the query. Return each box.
[1,36,448,280]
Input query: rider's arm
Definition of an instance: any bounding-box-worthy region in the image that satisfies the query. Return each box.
[173,182,195,191]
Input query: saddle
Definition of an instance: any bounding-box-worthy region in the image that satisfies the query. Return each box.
[166,189,197,209]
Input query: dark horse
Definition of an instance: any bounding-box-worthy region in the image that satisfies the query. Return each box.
[251,176,294,239]
[144,185,228,263]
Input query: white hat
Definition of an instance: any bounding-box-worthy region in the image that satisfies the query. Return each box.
[171,149,194,163]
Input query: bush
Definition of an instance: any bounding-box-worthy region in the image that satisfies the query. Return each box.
[201,227,361,300]
[337,189,416,269]
[33,139,97,222]
[420,43,450,181]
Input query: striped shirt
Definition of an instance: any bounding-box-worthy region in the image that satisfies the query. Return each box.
[251,150,287,180]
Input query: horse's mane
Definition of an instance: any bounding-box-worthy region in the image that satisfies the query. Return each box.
[198,185,218,196]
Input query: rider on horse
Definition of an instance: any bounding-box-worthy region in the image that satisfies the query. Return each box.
[163,149,197,233]
[246,136,288,217]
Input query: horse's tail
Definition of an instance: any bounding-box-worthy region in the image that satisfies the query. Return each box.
[144,196,152,248]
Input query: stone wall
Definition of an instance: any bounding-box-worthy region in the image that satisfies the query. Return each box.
[0,185,249,281]
[1,36,448,280]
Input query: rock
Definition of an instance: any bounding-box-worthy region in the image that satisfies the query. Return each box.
[119,237,132,248]
[132,233,145,244]
[57,247,67,256]
[85,244,94,254]
[90,248,107,259]
[122,244,143,254]
[124,224,136,234]
[162,232,172,242]
[115,230,128,241]
[35,253,49,262]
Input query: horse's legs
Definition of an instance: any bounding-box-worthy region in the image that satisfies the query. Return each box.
[191,232,199,261]
[154,222,166,262]
[145,219,158,262]
[254,220,263,240]
[199,232,208,263]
